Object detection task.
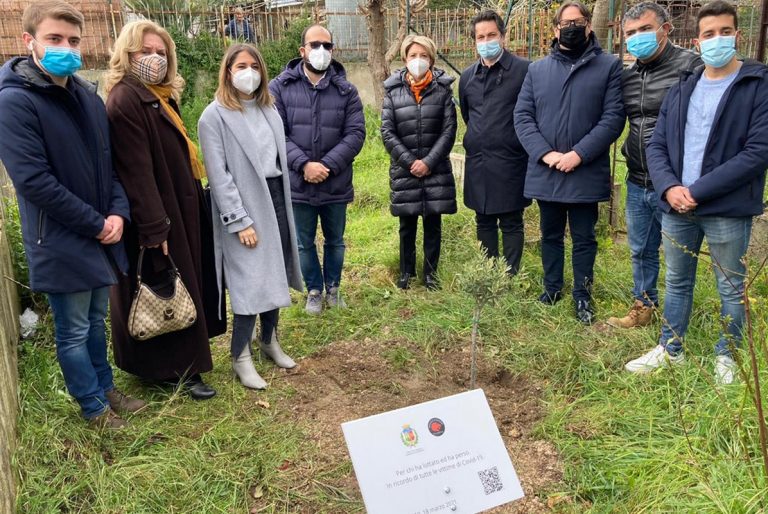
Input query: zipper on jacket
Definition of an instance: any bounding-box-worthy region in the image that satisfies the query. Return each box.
[639,68,648,187]
[36,210,45,245]
[416,102,426,213]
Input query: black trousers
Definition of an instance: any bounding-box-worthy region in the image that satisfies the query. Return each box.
[537,200,598,301]
[475,210,525,275]
[399,214,442,277]
[230,310,279,357]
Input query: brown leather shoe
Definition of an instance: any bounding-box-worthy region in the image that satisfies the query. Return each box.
[89,408,128,429]
[607,300,654,328]
[106,388,147,414]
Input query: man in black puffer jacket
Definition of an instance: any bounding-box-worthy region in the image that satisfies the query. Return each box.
[607,3,701,329]
[381,35,457,290]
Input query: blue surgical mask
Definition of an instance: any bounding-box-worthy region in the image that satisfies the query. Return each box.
[477,40,502,60]
[30,40,82,77]
[699,35,737,68]
[626,29,660,60]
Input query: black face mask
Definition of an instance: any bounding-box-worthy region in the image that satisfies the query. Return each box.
[559,25,588,50]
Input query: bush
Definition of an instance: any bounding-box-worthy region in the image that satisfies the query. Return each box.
[170,16,312,141]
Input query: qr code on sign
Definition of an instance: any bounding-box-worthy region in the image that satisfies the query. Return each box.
[478,466,503,495]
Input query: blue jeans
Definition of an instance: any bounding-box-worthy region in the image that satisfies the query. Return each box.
[47,287,113,419]
[292,202,347,292]
[659,213,752,357]
[625,181,662,306]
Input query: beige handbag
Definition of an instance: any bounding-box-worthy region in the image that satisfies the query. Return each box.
[128,248,197,341]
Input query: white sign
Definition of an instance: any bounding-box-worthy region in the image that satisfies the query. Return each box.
[342,389,524,514]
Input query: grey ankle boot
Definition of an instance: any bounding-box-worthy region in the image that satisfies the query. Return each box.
[260,333,297,369]
[232,346,267,390]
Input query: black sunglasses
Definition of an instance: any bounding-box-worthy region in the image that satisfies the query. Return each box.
[306,41,334,50]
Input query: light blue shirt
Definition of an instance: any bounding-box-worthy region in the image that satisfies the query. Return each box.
[682,70,739,187]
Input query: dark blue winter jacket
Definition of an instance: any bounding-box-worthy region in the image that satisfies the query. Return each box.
[647,60,768,217]
[269,58,366,206]
[0,57,129,293]
[514,36,625,203]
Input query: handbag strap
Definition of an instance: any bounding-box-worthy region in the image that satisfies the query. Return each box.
[136,247,180,283]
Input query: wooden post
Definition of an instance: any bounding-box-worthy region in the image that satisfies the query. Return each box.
[0,162,20,514]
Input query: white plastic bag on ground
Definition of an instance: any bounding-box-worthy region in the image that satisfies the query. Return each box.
[19,307,39,339]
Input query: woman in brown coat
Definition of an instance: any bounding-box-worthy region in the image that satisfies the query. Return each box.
[105,20,225,399]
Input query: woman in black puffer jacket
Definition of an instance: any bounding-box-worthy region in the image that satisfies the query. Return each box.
[381,35,457,290]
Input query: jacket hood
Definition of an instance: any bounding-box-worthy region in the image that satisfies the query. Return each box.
[383,67,455,90]
[0,56,97,94]
[274,57,354,93]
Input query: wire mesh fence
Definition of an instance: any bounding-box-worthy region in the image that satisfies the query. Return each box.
[0,1,764,67]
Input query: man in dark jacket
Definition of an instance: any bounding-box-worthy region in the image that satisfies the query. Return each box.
[625,0,768,385]
[269,24,365,314]
[459,10,531,276]
[0,0,144,428]
[224,8,256,44]
[514,1,625,324]
[607,3,701,329]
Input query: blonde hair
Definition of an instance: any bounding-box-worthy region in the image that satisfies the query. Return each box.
[400,35,437,66]
[22,0,84,35]
[105,20,184,101]
[215,44,272,111]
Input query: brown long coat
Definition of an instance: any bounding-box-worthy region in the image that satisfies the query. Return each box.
[106,76,225,380]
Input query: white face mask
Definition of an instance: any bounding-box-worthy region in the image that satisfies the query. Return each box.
[307,47,331,72]
[232,68,261,95]
[406,58,430,79]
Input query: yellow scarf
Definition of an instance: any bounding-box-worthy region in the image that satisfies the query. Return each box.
[147,84,206,180]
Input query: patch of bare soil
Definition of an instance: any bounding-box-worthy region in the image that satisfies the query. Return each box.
[266,339,565,513]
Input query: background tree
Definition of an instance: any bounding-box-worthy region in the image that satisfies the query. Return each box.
[360,0,428,109]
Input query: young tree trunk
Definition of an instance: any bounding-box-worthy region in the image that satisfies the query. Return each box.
[470,306,480,390]
[591,0,611,50]
[362,0,414,110]
[361,0,389,109]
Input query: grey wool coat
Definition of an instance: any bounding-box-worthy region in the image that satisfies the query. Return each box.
[198,99,302,315]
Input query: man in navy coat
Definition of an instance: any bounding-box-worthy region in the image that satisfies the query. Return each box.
[625,0,768,384]
[0,0,144,427]
[459,10,531,276]
[514,1,625,324]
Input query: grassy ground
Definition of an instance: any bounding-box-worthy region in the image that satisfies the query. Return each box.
[12,112,768,513]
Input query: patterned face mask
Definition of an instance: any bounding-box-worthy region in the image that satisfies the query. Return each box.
[131,53,168,85]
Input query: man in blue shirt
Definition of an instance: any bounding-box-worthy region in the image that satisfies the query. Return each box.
[625,0,768,385]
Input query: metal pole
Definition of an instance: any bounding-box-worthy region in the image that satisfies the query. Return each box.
[607,0,616,53]
[406,0,411,36]
[608,0,627,232]
[757,0,768,62]
[504,0,518,30]
[527,0,534,58]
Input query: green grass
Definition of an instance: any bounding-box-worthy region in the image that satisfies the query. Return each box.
[13,112,768,513]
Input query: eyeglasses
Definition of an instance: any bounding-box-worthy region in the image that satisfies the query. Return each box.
[306,41,334,51]
[557,17,588,29]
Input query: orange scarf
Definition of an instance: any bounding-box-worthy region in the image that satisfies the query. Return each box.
[407,69,433,104]
[147,84,207,180]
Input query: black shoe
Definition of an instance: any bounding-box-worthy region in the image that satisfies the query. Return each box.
[575,299,594,325]
[186,379,217,400]
[424,274,439,291]
[397,273,413,290]
[538,290,563,305]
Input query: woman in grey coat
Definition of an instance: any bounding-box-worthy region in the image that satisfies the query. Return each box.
[199,44,303,389]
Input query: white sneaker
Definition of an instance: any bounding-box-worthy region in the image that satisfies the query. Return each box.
[625,345,685,374]
[715,355,737,385]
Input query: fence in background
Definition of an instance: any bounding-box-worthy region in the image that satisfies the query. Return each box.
[1,1,763,67]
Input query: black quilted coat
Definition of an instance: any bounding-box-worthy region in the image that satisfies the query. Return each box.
[381,68,458,217]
